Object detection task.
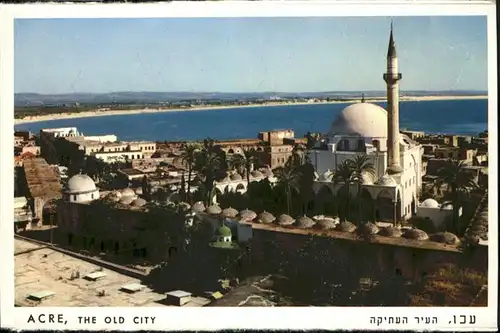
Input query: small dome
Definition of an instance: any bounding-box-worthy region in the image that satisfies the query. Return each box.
[403,228,429,241]
[421,198,440,208]
[256,211,275,224]
[314,219,337,230]
[131,198,147,207]
[376,174,397,186]
[361,172,375,185]
[251,170,264,178]
[430,232,460,245]
[66,174,96,194]
[378,226,403,238]
[238,209,257,221]
[135,187,143,195]
[230,173,243,181]
[119,196,135,205]
[276,214,295,226]
[192,201,206,213]
[221,207,239,218]
[206,205,222,215]
[121,188,136,198]
[214,225,232,237]
[358,222,379,235]
[295,216,316,229]
[328,103,388,138]
[441,203,453,210]
[336,221,357,233]
[320,170,334,182]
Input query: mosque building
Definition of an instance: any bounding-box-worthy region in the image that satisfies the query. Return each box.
[309,25,424,223]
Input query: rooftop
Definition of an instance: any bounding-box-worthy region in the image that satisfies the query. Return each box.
[23,158,62,199]
[15,239,172,307]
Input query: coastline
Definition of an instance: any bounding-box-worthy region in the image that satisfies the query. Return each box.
[14,95,488,126]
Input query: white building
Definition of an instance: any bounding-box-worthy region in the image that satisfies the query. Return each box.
[416,198,461,231]
[63,174,100,203]
[309,25,424,223]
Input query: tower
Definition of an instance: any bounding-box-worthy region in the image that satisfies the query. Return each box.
[383,23,403,175]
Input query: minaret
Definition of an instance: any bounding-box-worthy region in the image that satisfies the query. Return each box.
[383,23,403,175]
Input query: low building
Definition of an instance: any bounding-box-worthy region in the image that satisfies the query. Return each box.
[416,198,460,231]
[14,197,34,231]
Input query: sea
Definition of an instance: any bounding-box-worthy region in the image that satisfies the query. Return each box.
[14,99,488,141]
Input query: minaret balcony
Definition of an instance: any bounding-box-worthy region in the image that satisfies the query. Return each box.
[383,73,402,81]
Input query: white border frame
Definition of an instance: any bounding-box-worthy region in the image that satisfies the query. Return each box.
[0,1,497,331]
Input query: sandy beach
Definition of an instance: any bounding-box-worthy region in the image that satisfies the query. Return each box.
[14,95,487,125]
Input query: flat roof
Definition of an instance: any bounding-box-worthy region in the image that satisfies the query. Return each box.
[15,239,169,307]
[166,290,192,298]
[119,168,145,176]
[23,158,62,198]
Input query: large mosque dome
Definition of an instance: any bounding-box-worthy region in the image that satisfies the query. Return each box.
[328,103,388,138]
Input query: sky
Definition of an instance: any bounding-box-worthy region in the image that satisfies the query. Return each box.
[14,16,488,94]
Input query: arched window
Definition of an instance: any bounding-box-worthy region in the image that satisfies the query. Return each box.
[357,139,365,152]
[372,140,380,151]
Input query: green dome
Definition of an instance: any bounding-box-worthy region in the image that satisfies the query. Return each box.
[214,225,232,237]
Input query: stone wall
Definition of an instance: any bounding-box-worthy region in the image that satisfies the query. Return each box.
[249,228,466,283]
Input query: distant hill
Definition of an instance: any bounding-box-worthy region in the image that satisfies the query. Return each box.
[14,90,487,107]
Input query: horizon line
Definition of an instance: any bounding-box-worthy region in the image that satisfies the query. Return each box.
[15,89,488,96]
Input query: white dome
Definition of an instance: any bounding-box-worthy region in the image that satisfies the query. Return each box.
[121,188,136,197]
[66,174,96,194]
[376,174,397,186]
[421,198,440,208]
[361,172,375,185]
[328,103,388,138]
[120,196,135,205]
[320,170,334,182]
[131,198,147,207]
[442,203,453,210]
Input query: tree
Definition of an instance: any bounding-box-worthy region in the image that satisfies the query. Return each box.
[194,139,222,206]
[175,142,201,203]
[274,164,301,215]
[333,160,356,221]
[350,154,376,223]
[289,146,315,215]
[229,146,257,185]
[434,159,478,234]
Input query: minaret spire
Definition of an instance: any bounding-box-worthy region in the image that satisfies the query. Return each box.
[383,22,403,175]
[387,21,397,58]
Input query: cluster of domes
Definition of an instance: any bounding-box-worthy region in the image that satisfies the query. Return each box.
[105,187,146,207]
[216,168,274,184]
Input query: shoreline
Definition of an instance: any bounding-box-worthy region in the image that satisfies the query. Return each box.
[14,95,488,126]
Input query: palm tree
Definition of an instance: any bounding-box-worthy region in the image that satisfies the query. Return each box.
[289,146,315,215]
[175,142,201,203]
[434,160,478,234]
[350,155,376,222]
[275,165,301,215]
[333,160,356,221]
[194,141,222,206]
[229,147,257,185]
